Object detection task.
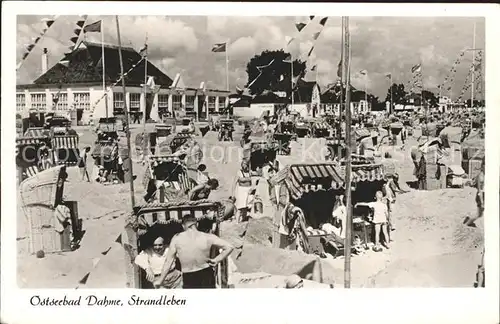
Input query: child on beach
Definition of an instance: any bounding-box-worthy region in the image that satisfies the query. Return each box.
[355,191,390,251]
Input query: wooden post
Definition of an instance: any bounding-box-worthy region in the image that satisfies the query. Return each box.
[116,15,139,289]
[343,16,353,289]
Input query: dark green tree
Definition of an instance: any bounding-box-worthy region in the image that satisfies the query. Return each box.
[245,49,307,95]
[385,83,408,105]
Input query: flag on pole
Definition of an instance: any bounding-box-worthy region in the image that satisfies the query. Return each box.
[385,73,392,79]
[336,60,342,78]
[411,63,422,74]
[310,65,317,72]
[295,22,306,32]
[139,44,148,57]
[312,32,321,40]
[70,36,79,45]
[285,36,293,46]
[319,17,328,26]
[309,16,315,20]
[211,43,227,53]
[83,20,102,33]
[359,69,367,75]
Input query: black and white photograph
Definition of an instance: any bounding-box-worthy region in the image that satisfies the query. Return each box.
[2,2,499,323]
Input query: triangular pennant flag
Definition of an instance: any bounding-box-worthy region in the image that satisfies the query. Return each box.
[312,32,321,40]
[76,20,86,28]
[74,28,82,36]
[78,272,91,285]
[319,17,328,26]
[32,36,41,44]
[147,76,156,89]
[295,22,307,32]
[139,44,148,57]
[307,46,315,57]
[59,60,70,68]
[283,54,292,63]
[16,62,22,70]
[41,18,55,28]
[22,52,29,60]
[92,257,101,268]
[70,36,79,44]
[336,60,342,78]
[309,16,315,20]
[115,234,122,244]
[285,36,293,46]
[310,65,316,72]
[25,44,35,52]
[101,246,112,255]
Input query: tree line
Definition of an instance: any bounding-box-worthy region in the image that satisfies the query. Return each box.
[244,49,448,111]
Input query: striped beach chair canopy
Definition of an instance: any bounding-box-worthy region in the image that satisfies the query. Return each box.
[24,127,51,138]
[143,155,197,194]
[51,135,79,149]
[270,162,386,200]
[16,136,49,147]
[132,199,224,239]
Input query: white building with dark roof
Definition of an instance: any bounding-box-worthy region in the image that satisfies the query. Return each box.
[16,42,230,124]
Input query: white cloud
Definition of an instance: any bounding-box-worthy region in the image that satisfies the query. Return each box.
[16,16,485,99]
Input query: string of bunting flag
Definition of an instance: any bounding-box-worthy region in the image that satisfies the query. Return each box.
[51,16,90,109]
[16,15,59,71]
[88,56,146,117]
[410,63,423,93]
[457,50,483,102]
[439,49,466,95]
[76,231,125,288]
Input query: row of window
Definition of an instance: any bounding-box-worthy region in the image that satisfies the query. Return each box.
[16,93,227,113]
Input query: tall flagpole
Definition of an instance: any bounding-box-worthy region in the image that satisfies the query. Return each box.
[143,32,148,130]
[226,40,230,91]
[338,18,344,143]
[117,15,139,289]
[102,19,108,118]
[116,16,135,209]
[364,71,368,113]
[390,74,393,115]
[471,20,476,108]
[343,16,353,289]
[291,53,294,114]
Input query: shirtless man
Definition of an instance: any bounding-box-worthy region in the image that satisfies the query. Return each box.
[188,178,219,200]
[155,215,234,289]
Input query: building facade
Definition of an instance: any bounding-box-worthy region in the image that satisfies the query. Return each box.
[16,42,229,124]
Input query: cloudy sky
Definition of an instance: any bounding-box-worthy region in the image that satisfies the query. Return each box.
[16,15,485,99]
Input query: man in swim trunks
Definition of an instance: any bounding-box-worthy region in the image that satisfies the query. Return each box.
[155,215,234,289]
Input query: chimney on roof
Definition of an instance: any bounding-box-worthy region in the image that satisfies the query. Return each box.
[42,48,49,74]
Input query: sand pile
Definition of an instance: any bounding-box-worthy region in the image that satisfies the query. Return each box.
[393,187,483,255]
[231,244,343,285]
[220,217,274,248]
